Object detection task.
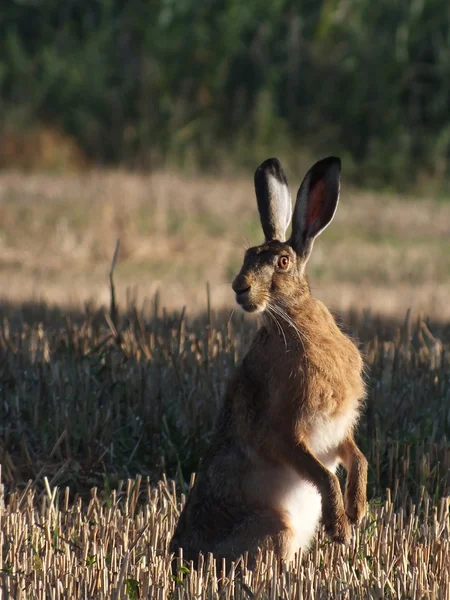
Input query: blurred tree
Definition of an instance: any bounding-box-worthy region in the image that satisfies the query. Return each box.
[1,0,450,188]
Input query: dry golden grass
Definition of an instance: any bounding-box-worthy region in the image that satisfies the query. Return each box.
[0,169,450,317]
[0,477,448,599]
[0,168,449,597]
[0,296,449,598]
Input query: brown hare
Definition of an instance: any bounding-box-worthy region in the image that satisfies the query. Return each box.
[170,157,368,569]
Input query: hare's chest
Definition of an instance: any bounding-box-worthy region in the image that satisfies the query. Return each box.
[307,408,359,461]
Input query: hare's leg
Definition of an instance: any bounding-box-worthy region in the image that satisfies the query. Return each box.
[278,440,350,544]
[338,437,368,524]
[213,509,293,569]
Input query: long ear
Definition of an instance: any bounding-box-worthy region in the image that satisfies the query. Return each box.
[254,158,292,242]
[290,156,341,261]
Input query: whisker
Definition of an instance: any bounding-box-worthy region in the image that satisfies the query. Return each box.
[266,306,288,352]
[280,305,311,344]
[269,303,309,355]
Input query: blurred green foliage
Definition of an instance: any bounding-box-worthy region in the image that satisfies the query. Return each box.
[1,0,450,188]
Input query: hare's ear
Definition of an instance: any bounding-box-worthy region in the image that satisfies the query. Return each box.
[290,156,341,261]
[254,158,292,242]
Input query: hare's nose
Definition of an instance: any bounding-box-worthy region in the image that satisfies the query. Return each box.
[234,285,251,297]
[232,278,251,295]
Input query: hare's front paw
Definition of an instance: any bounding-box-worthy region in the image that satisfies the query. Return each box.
[323,511,351,545]
[344,484,367,525]
[345,488,367,525]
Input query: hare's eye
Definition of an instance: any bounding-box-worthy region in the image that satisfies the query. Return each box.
[277,256,290,270]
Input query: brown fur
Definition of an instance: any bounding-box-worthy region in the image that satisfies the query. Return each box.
[170,160,368,570]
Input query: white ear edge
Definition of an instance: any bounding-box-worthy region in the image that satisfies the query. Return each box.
[267,174,292,241]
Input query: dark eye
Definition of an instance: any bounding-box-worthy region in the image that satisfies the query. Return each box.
[277,256,290,270]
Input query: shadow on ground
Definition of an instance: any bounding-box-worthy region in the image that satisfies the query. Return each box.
[0,296,448,506]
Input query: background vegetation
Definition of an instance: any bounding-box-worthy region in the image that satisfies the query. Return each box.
[2,0,450,189]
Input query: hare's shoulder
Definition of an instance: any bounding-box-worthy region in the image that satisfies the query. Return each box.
[303,299,363,374]
[291,299,365,414]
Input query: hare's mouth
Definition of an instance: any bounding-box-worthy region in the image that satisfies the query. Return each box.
[235,288,265,313]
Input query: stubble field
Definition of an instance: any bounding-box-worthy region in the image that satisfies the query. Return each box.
[0,169,449,598]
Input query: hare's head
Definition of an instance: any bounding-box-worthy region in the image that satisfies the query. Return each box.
[232,157,341,313]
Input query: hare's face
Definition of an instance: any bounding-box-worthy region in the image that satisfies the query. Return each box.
[232,156,341,314]
[232,241,306,313]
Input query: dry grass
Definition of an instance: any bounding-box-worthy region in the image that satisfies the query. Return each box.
[0,295,449,597]
[0,477,448,599]
[0,168,449,597]
[0,169,450,317]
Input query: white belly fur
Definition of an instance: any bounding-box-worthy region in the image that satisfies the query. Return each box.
[277,466,324,561]
[269,409,358,562]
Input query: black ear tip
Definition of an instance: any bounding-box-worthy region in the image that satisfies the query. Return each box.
[258,157,281,169]
[308,156,341,181]
[254,157,288,185]
[323,155,341,172]
[331,156,341,171]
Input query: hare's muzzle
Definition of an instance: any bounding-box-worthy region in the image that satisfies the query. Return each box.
[232,276,251,303]
[232,278,260,312]
[232,265,267,312]
[233,285,250,302]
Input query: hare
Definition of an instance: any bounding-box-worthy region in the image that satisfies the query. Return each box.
[170,157,368,568]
